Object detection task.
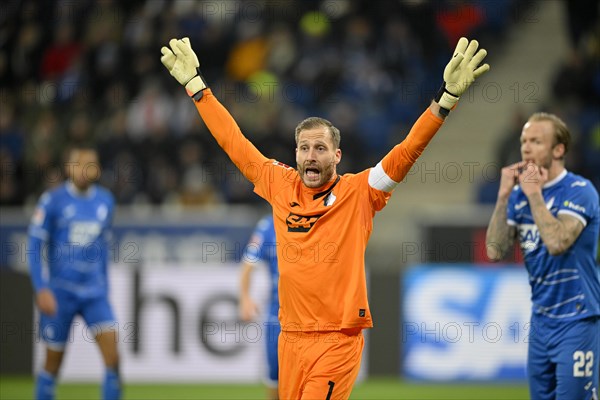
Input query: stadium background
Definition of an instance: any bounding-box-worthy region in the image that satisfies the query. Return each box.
[1,0,598,398]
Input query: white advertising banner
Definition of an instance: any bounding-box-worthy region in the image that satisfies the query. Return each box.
[34,264,273,382]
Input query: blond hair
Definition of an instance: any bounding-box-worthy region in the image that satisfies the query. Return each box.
[294,117,341,149]
[528,112,571,156]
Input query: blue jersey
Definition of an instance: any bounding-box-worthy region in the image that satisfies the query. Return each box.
[507,170,600,321]
[242,215,279,319]
[28,182,115,299]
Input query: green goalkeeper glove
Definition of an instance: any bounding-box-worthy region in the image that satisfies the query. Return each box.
[161,37,207,100]
[435,37,490,115]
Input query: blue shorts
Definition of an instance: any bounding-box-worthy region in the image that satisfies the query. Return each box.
[39,289,117,351]
[528,315,599,400]
[265,317,281,386]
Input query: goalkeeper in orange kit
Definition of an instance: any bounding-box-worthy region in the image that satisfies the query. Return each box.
[161,37,489,399]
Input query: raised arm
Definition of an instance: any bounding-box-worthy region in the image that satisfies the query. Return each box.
[193,89,269,179]
[161,38,269,181]
[370,37,490,190]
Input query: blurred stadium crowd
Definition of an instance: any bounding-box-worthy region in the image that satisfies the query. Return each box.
[1,0,598,207]
[477,0,600,203]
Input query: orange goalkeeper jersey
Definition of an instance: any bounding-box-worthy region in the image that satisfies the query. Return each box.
[195,89,443,331]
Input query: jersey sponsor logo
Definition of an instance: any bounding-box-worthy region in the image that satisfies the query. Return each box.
[286,213,323,232]
[514,200,527,211]
[571,181,587,188]
[403,266,531,380]
[289,201,300,208]
[517,223,540,254]
[69,221,102,245]
[563,200,586,214]
[63,205,76,219]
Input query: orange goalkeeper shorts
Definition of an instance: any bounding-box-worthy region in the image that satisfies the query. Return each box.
[278,328,364,400]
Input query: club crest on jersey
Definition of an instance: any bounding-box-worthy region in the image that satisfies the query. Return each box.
[324,192,336,206]
[63,205,76,219]
[286,212,323,232]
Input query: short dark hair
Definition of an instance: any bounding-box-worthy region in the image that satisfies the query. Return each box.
[528,112,571,156]
[68,144,97,153]
[295,117,341,149]
[64,144,98,164]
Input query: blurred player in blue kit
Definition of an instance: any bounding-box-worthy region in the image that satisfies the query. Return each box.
[486,113,600,400]
[239,215,280,400]
[28,146,121,400]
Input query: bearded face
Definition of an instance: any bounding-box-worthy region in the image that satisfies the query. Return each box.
[67,149,100,191]
[295,127,341,189]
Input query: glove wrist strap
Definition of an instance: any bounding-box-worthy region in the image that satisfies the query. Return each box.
[435,83,460,116]
[185,69,208,100]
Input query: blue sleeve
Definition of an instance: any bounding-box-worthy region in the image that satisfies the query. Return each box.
[27,193,53,293]
[557,182,599,227]
[28,236,46,293]
[28,193,53,241]
[242,217,271,264]
[102,193,116,279]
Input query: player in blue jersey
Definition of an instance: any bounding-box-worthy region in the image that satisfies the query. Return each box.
[486,112,600,400]
[239,215,280,400]
[28,146,121,400]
